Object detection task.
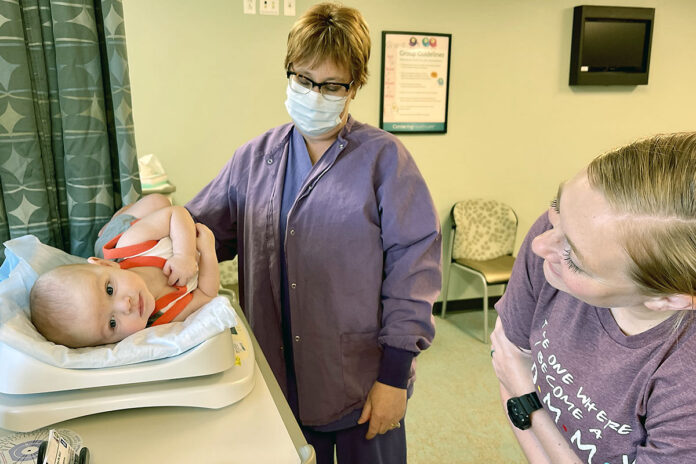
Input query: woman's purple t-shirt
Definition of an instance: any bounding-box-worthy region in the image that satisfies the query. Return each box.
[497,213,696,464]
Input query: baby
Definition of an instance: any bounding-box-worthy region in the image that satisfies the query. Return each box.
[30,194,220,348]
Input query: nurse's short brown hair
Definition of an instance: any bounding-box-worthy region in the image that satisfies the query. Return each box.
[284,2,371,89]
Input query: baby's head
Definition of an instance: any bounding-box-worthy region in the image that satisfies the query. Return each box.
[30,258,154,348]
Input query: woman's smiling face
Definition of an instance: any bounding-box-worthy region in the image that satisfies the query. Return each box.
[530,170,647,310]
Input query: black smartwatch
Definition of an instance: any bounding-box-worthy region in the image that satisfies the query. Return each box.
[507,391,543,430]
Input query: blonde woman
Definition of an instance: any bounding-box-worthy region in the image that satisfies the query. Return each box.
[187,3,440,463]
[491,132,696,463]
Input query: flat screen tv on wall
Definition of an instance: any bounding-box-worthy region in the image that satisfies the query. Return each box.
[569,5,655,85]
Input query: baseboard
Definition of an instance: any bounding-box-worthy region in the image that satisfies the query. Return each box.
[432,296,502,315]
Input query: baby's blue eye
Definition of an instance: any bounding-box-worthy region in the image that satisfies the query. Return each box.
[106,283,113,296]
[109,317,117,329]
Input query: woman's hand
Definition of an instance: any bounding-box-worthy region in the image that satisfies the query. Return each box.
[357,381,407,439]
[490,317,536,397]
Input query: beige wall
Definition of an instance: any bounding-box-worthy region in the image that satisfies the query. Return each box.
[122,0,696,300]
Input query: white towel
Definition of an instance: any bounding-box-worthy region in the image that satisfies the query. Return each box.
[0,235,237,369]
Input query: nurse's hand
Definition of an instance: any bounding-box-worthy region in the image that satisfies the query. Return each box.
[490,317,535,397]
[357,381,407,439]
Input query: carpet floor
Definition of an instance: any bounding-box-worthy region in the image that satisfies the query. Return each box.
[406,309,526,464]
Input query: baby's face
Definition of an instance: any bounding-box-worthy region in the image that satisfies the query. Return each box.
[70,260,156,346]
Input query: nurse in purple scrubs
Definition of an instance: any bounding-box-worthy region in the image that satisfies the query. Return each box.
[186,3,441,463]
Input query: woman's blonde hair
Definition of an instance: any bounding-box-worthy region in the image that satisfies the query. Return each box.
[284,2,371,88]
[587,133,696,308]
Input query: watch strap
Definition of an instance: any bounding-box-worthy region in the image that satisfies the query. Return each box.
[518,391,542,414]
[507,391,543,430]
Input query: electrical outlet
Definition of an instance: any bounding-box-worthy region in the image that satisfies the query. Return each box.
[284,0,295,16]
[243,0,256,14]
[259,0,279,15]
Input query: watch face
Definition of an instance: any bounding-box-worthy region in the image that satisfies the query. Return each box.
[507,398,532,430]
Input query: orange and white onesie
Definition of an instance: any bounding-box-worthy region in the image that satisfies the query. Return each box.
[102,233,199,327]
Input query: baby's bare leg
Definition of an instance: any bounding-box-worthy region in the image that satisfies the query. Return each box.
[98,194,171,237]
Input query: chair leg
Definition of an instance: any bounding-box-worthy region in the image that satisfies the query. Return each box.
[441,224,456,319]
[441,264,452,319]
[482,283,489,344]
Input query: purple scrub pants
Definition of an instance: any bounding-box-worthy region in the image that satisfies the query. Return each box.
[301,418,407,464]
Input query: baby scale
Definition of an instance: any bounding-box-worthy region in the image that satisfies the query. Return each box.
[0,307,255,433]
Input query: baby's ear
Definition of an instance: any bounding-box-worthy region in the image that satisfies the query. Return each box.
[87,257,119,268]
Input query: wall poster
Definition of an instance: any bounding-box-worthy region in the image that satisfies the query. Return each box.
[380,31,452,134]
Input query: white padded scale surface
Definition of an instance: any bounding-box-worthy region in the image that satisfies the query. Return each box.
[0,331,235,395]
[0,323,255,432]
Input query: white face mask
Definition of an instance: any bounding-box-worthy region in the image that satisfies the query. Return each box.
[284,83,348,137]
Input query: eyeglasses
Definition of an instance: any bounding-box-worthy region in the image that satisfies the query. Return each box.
[286,71,353,101]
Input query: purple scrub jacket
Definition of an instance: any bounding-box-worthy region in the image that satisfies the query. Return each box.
[186,116,441,426]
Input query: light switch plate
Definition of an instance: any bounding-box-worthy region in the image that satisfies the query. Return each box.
[283,0,295,16]
[259,0,279,15]
[243,0,256,14]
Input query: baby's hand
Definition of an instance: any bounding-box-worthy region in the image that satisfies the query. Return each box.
[163,253,198,287]
[195,223,216,253]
